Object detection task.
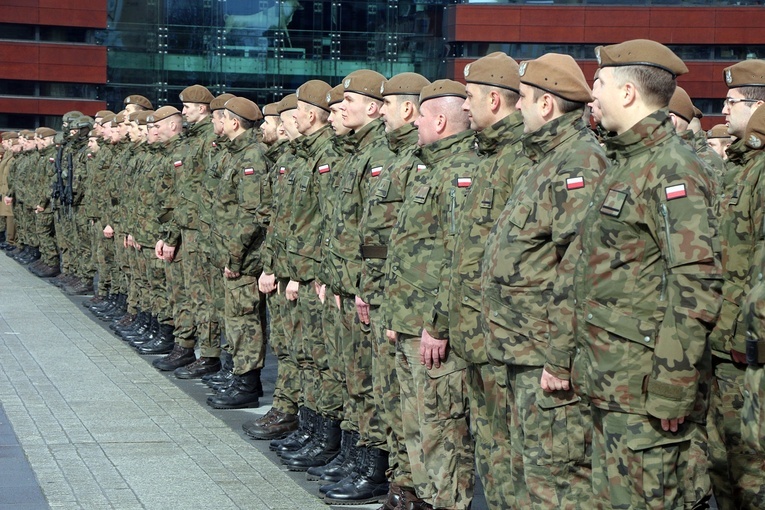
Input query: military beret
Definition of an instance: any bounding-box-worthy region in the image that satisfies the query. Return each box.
[94,110,113,121]
[147,106,182,123]
[668,86,695,123]
[124,95,153,109]
[595,39,688,77]
[464,52,520,93]
[262,102,280,117]
[210,93,236,112]
[745,106,765,149]
[2,132,18,141]
[224,97,263,122]
[19,130,34,140]
[179,84,214,104]
[343,70,386,101]
[419,79,467,105]
[519,53,591,103]
[707,124,731,139]
[381,72,431,97]
[327,84,345,107]
[723,60,765,88]
[99,113,116,126]
[296,80,332,112]
[276,93,298,114]
[693,106,703,119]
[35,127,57,138]
[114,111,127,124]
[135,111,152,126]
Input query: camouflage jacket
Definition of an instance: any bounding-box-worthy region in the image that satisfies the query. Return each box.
[131,142,169,247]
[82,144,114,222]
[689,129,724,189]
[482,110,607,368]
[103,140,131,230]
[36,146,57,211]
[5,151,26,201]
[122,143,152,237]
[173,116,215,232]
[545,110,722,423]
[284,125,343,282]
[322,119,389,297]
[210,130,272,276]
[262,139,300,278]
[66,137,91,209]
[708,145,765,358]
[359,123,420,306]
[722,138,748,194]
[198,136,229,243]
[435,111,531,363]
[382,129,479,338]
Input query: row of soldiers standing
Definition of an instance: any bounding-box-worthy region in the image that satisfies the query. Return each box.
[3,37,765,510]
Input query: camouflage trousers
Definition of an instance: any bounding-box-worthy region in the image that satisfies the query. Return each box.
[396,335,474,510]
[72,210,94,280]
[14,202,34,247]
[164,248,195,345]
[336,296,359,434]
[708,359,765,509]
[591,407,711,509]
[347,297,384,447]
[35,211,57,267]
[180,229,220,357]
[467,362,514,510]
[126,247,147,315]
[110,229,129,295]
[53,212,72,273]
[224,274,267,375]
[267,286,300,415]
[318,289,347,422]
[369,306,407,482]
[145,249,172,324]
[742,364,765,454]
[287,280,325,413]
[91,221,113,296]
[508,365,592,509]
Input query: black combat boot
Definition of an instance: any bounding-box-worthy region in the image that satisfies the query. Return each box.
[206,369,262,409]
[270,407,315,453]
[307,429,358,483]
[323,446,389,505]
[282,415,341,471]
[139,324,176,356]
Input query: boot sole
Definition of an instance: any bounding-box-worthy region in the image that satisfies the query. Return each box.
[323,495,387,505]
[207,400,260,410]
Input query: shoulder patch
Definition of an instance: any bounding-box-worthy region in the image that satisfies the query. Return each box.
[370,166,382,177]
[457,177,472,188]
[318,164,330,174]
[665,184,687,200]
[244,168,254,176]
[566,176,584,190]
[174,160,183,167]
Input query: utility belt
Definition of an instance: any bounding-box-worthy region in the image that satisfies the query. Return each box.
[746,331,765,366]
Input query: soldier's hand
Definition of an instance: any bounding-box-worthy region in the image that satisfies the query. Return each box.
[420,329,447,369]
[155,240,164,259]
[123,236,128,248]
[540,369,570,392]
[35,205,44,213]
[104,225,114,238]
[386,329,397,343]
[335,294,341,310]
[316,282,326,303]
[286,280,300,301]
[224,267,240,279]
[163,244,176,262]
[355,296,370,325]
[3,197,11,206]
[258,272,277,294]
[661,416,685,433]
[127,234,135,247]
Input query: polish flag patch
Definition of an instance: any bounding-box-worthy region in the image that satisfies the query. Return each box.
[174,160,183,167]
[49,157,55,163]
[318,164,330,174]
[370,166,382,177]
[244,168,254,176]
[279,167,286,175]
[458,177,472,188]
[417,164,427,173]
[566,177,585,190]
[665,184,687,200]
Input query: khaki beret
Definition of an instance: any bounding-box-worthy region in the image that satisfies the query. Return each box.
[277,93,298,114]
[382,73,431,97]
[210,93,236,111]
[147,106,182,123]
[114,111,127,124]
[464,51,520,93]
[297,80,332,112]
[99,113,116,126]
[224,97,263,122]
[134,111,153,126]
[745,106,765,149]
[123,95,153,109]
[343,70,386,101]
[595,39,688,77]
[724,60,765,88]
[35,127,57,138]
[2,132,18,141]
[693,106,703,119]
[94,110,113,120]
[419,79,467,105]
[707,124,731,139]
[19,130,34,140]
[327,84,345,107]
[668,86,695,123]
[262,102,279,117]
[179,84,214,104]
[519,53,591,103]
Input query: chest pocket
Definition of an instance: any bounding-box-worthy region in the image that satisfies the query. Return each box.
[728,185,744,207]
[508,200,532,230]
[413,184,430,204]
[299,176,310,193]
[342,171,356,194]
[222,167,235,181]
[480,188,494,209]
[375,178,391,200]
[600,188,628,217]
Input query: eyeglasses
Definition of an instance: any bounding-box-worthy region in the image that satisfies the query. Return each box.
[724,97,759,106]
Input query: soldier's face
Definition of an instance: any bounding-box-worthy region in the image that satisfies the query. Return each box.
[341,92,367,131]
[125,104,140,115]
[294,101,313,135]
[328,105,350,136]
[380,95,405,133]
[592,67,624,134]
[723,88,757,139]
[212,110,224,136]
[517,83,545,134]
[414,100,438,146]
[280,111,300,140]
[87,137,99,152]
[182,103,204,124]
[708,137,730,159]
[260,116,278,144]
[463,83,489,132]
[589,78,603,125]
[147,124,159,143]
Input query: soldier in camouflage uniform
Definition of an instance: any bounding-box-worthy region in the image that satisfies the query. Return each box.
[8,131,41,264]
[704,60,765,510]
[707,124,732,161]
[382,80,477,510]
[206,97,271,409]
[30,128,59,272]
[430,52,529,510]
[482,54,605,509]
[0,133,19,250]
[360,72,430,510]
[542,40,722,509]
